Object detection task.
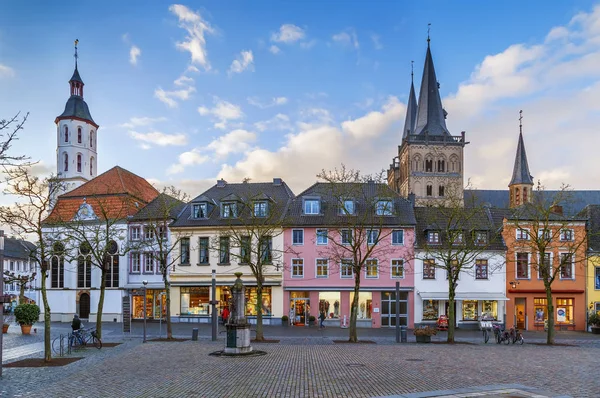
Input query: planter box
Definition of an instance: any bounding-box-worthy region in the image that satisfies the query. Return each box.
[591,327,600,335]
[415,335,431,343]
[2,324,9,334]
[20,324,32,335]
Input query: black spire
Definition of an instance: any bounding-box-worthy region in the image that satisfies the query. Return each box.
[402,63,417,140]
[509,110,534,186]
[69,40,84,96]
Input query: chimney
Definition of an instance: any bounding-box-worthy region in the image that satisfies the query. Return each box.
[273,178,282,186]
[408,193,416,207]
[216,179,227,188]
[550,205,563,215]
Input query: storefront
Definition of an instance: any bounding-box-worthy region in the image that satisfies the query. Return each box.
[131,289,166,320]
[416,293,508,328]
[506,292,585,331]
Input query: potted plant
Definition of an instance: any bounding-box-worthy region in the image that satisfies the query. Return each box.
[14,303,40,335]
[588,311,600,334]
[281,315,289,326]
[3,314,12,334]
[308,315,316,327]
[413,326,437,343]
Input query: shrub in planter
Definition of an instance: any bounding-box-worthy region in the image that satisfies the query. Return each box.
[281,315,289,326]
[413,326,437,337]
[308,315,316,326]
[588,312,600,334]
[14,303,40,334]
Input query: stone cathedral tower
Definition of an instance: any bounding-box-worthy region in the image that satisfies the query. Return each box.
[54,40,99,196]
[387,39,468,205]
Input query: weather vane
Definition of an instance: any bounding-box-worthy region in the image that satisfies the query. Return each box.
[519,110,523,134]
[74,39,79,67]
[427,23,431,43]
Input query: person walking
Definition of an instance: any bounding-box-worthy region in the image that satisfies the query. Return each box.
[319,311,326,329]
[221,306,230,325]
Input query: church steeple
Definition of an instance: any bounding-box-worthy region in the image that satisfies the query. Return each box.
[69,39,84,97]
[509,110,534,208]
[402,62,417,140]
[413,39,450,137]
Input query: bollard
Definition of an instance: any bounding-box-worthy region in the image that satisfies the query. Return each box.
[400,326,407,343]
[192,328,199,341]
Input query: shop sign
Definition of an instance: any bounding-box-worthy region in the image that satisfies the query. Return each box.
[556,307,566,323]
[373,308,379,313]
[123,296,131,333]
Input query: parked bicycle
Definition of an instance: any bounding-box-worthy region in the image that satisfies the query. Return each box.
[509,326,524,345]
[70,327,102,350]
[492,323,511,345]
[479,319,493,343]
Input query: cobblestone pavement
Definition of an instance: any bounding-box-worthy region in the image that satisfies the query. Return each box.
[1,339,597,398]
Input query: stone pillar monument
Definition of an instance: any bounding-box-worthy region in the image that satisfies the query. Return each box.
[224,272,253,354]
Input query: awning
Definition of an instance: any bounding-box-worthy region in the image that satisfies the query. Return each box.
[170,281,281,287]
[123,282,166,290]
[284,286,414,292]
[418,292,509,301]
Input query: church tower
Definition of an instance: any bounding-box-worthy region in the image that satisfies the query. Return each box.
[54,40,98,196]
[388,37,467,205]
[508,111,534,208]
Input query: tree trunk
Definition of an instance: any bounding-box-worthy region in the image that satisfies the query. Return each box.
[41,270,52,362]
[545,283,554,345]
[163,270,172,340]
[349,271,360,342]
[447,281,456,343]
[96,268,106,340]
[19,282,25,304]
[255,282,264,341]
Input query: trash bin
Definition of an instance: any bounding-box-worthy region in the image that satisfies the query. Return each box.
[192,328,199,341]
[400,326,407,343]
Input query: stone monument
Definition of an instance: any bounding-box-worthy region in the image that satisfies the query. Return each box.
[224,272,253,354]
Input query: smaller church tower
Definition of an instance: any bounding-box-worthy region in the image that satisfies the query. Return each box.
[509,110,534,208]
[54,40,99,196]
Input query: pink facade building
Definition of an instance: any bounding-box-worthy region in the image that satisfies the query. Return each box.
[283,183,416,328]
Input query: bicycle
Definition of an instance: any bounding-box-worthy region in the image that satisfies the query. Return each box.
[509,327,524,345]
[492,323,511,345]
[70,327,102,350]
[479,319,493,343]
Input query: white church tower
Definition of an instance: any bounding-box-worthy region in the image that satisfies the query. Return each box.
[54,40,98,195]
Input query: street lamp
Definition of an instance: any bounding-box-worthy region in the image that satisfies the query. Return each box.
[509,280,519,289]
[0,230,5,377]
[210,269,217,341]
[142,280,148,343]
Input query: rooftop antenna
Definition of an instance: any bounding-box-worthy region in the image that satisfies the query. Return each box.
[427,23,431,46]
[519,110,523,135]
[74,39,79,69]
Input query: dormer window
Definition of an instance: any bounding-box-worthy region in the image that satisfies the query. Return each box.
[453,232,464,245]
[221,202,238,218]
[192,203,208,219]
[254,201,268,217]
[304,198,320,215]
[427,231,440,244]
[339,199,355,215]
[474,231,487,245]
[376,200,393,216]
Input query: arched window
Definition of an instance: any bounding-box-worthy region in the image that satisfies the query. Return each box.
[90,131,94,148]
[426,184,433,197]
[425,154,434,172]
[437,159,445,172]
[63,153,69,172]
[104,240,120,288]
[90,156,94,176]
[523,187,528,203]
[515,188,520,205]
[51,242,65,289]
[64,126,69,142]
[78,242,92,288]
[439,185,445,197]
[77,127,82,144]
[412,155,422,172]
[77,154,82,173]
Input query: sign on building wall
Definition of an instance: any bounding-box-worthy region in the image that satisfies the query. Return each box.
[556,308,566,323]
[122,295,131,333]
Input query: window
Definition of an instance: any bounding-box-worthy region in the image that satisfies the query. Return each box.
[339,199,355,215]
[292,229,304,245]
[180,287,210,315]
[437,159,445,172]
[533,298,547,324]
[196,237,209,264]
[130,226,140,240]
[77,127,82,143]
[341,229,352,245]
[319,292,340,318]
[474,231,487,245]
[462,301,478,321]
[237,236,250,264]
[77,154,82,173]
[523,187,528,202]
[244,286,272,316]
[316,259,328,278]
[341,259,353,278]
[376,200,393,215]
[130,252,141,273]
[516,228,529,240]
[392,229,404,245]
[221,202,238,218]
[64,153,68,172]
[423,259,436,279]
[556,298,574,324]
[426,185,433,197]
[254,201,267,217]
[391,259,404,278]
[349,292,373,319]
[51,242,65,288]
[425,159,433,172]
[304,199,320,215]
[538,228,551,241]
[595,267,600,290]
[475,259,488,279]
[438,185,445,197]
[192,203,207,219]
[516,252,529,279]
[77,242,91,288]
[157,226,166,241]
[453,232,464,245]
[316,229,328,245]
[367,229,379,245]
[365,259,378,278]
[427,231,440,244]
[219,237,230,264]
[538,253,551,280]
[144,227,154,241]
[259,236,272,264]
[90,157,93,175]
[482,300,498,320]
[64,126,69,142]
[446,260,459,280]
[90,131,94,147]
[291,259,304,277]
[560,229,574,241]
[180,238,190,264]
[559,253,573,279]
[144,253,155,273]
[422,300,439,320]
[9,261,14,271]
[104,241,119,288]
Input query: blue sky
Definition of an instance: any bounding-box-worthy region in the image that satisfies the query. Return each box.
[1,0,600,196]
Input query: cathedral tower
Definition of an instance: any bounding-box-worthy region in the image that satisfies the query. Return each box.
[54,40,98,196]
[508,111,534,208]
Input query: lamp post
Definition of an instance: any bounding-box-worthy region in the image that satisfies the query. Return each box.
[509,280,519,328]
[142,280,148,343]
[158,292,166,339]
[0,230,5,377]
[210,269,217,341]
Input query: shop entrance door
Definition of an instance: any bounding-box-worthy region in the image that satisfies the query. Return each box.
[380,291,408,327]
[515,298,526,330]
[293,299,307,326]
[79,293,90,319]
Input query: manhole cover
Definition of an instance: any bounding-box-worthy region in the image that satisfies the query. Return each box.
[346,363,366,368]
[405,358,424,362]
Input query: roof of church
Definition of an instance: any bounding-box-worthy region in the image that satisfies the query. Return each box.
[69,66,84,84]
[56,95,97,127]
[402,80,417,140]
[413,44,451,137]
[509,132,534,186]
[130,193,186,222]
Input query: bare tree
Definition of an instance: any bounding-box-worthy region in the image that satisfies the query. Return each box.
[0,112,29,166]
[3,271,37,305]
[0,165,64,362]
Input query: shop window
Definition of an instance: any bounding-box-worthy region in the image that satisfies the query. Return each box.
[180,287,210,315]
[423,259,436,279]
[556,298,574,324]
[349,292,372,319]
[392,229,404,245]
[291,258,304,278]
[180,238,190,265]
[245,287,272,316]
[316,229,328,245]
[341,259,353,278]
[559,253,573,279]
[391,259,404,278]
[462,300,478,321]
[365,259,378,278]
[533,298,547,324]
[475,259,488,279]
[319,292,340,319]
[482,300,498,320]
[516,252,529,279]
[219,237,230,264]
[595,267,600,290]
[422,300,439,320]
[292,229,304,245]
[316,259,328,278]
[133,290,166,320]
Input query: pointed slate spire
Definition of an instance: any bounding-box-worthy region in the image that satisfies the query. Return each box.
[402,67,417,140]
[414,41,450,137]
[70,39,84,85]
[509,112,534,185]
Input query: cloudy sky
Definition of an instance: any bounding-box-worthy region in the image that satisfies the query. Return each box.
[1,1,600,198]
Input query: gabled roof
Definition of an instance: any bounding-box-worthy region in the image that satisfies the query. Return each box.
[402,80,417,140]
[3,237,36,260]
[509,132,534,186]
[171,180,295,228]
[286,182,416,226]
[130,193,186,222]
[580,205,600,252]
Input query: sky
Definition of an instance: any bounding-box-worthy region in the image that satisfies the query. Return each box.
[1,0,600,199]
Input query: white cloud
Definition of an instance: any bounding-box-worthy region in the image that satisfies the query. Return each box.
[228,50,254,75]
[154,86,196,108]
[300,40,317,49]
[129,45,141,65]
[169,4,215,71]
[0,64,15,78]
[128,131,188,147]
[271,24,305,43]
[254,113,292,132]
[206,129,257,158]
[198,98,244,129]
[333,29,359,49]
[174,75,194,86]
[342,97,404,139]
[269,45,281,54]
[167,150,210,175]
[247,96,288,108]
[120,116,167,129]
[370,34,383,50]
